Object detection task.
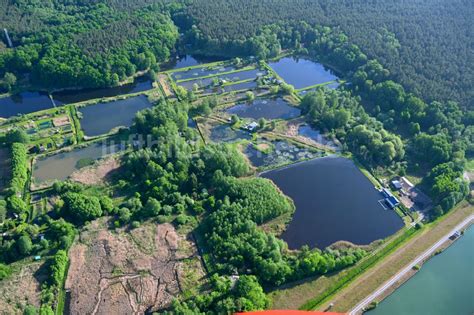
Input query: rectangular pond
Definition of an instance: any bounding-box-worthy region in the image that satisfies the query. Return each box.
[209,124,252,143]
[171,65,236,81]
[162,55,223,71]
[52,76,153,104]
[79,95,152,137]
[33,142,121,185]
[269,57,339,89]
[221,80,259,93]
[226,98,301,120]
[298,124,340,150]
[369,226,474,315]
[0,92,61,118]
[178,68,262,91]
[261,157,403,249]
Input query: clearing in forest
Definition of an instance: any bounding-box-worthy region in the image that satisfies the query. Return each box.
[65,219,205,315]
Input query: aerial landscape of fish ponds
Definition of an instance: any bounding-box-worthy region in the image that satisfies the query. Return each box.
[0,54,409,249]
[0,52,421,314]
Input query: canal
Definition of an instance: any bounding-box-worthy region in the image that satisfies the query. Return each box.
[369,226,474,315]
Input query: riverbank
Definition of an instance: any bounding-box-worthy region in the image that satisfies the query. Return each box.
[317,201,473,313]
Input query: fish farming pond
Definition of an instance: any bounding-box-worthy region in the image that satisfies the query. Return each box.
[244,140,322,169]
[0,92,60,118]
[209,124,252,143]
[226,98,301,120]
[79,95,152,137]
[32,142,122,187]
[52,76,153,104]
[269,57,339,90]
[261,157,404,249]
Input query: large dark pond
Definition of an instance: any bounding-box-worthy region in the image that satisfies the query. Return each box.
[79,95,152,136]
[52,76,152,104]
[269,57,338,89]
[261,157,403,249]
[0,92,60,118]
[226,98,301,120]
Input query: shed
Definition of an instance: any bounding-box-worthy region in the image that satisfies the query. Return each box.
[391,180,402,190]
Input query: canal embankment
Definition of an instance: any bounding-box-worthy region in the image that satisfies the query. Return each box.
[312,201,473,313]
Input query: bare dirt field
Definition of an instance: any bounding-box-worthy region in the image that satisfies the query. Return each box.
[69,156,120,185]
[0,147,11,192]
[0,261,47,314]
[65,219,205,314]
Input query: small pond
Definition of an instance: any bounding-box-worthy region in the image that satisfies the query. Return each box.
[163,55,223,71]
[221,80,258,93]
[79,95,152,137]
[227,98,301,120]
[245,141,320,168]
[261,157,403,249]
[298,124,339,150]
[269,57,338,89]
[52,76,152,104]
[209,124,252,143]
[172,65,236,81]
[0,92,60,118]
[178,68,263,91]
[33,142,121,184]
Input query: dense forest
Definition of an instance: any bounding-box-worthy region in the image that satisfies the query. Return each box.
[0,0,179,89]
[1,0,472,108]
[178,0,473,109]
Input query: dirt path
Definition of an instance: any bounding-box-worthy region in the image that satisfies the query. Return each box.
[318,202,473,313]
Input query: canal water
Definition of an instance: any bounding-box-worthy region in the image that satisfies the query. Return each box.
[79,95,152,137]
[261,157,403,249]
[269,57,338,89]
[0,92,61,118]
[226,98,301,120]
[369,226,474,315]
